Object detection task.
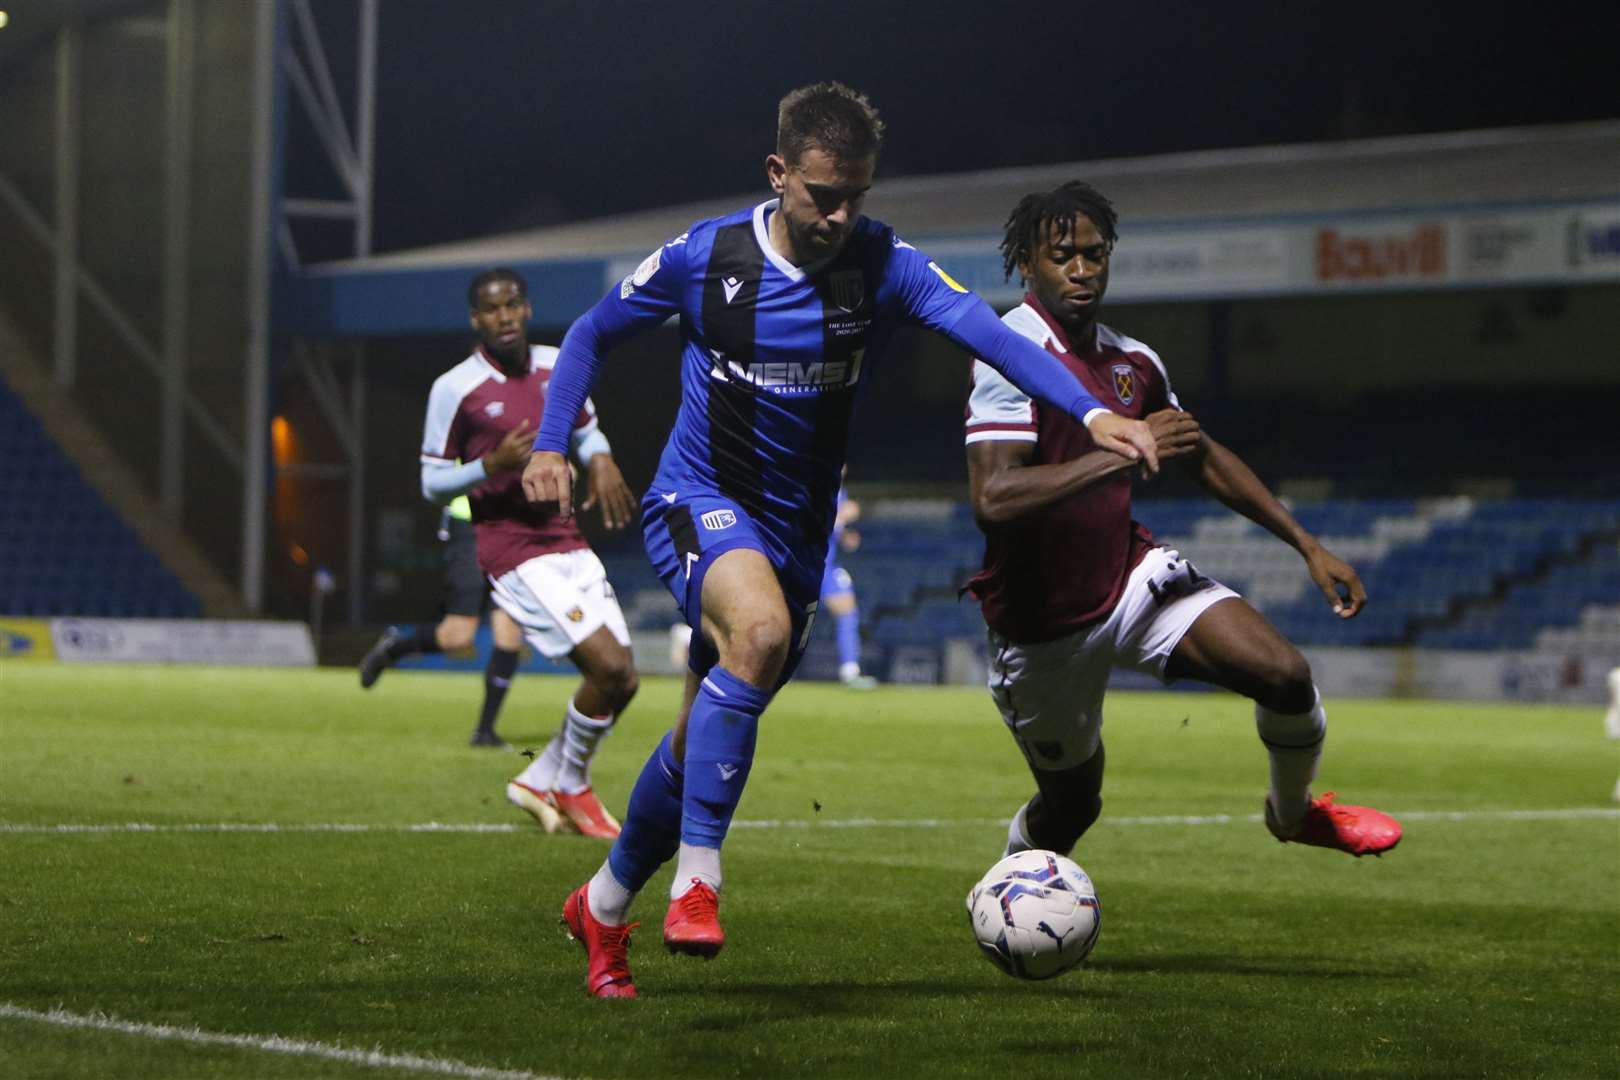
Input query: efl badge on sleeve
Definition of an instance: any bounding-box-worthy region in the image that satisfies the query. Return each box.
[1111,364,1136,406]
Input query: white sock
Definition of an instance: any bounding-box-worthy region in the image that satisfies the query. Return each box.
[1004,801,1035,857]
[556,698,614,795]
[514,736,563,792]
[671,842,721,898]
[1256,687,1326,831]
[586,861,635,926]
[839,661,861,682]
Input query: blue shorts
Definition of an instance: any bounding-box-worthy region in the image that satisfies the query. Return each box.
[642,489,825,688]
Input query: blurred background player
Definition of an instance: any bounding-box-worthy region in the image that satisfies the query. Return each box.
[1607,666,1619,802]
[523,83,1159,998]
[358,493,528,749]
[965,181,1402,865]
[419,268,641,838]
[823,481,876,688]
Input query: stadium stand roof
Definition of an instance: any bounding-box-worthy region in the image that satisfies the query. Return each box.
[283,121,1620,335]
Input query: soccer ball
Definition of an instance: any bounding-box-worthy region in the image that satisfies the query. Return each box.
[966,850,1100,979]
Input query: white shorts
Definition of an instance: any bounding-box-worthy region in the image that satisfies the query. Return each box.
[986,546,1238,771]
[488,549,631,660]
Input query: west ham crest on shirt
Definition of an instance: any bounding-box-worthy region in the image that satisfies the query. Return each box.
[828,269,866,313]
[1111,363,1136,405]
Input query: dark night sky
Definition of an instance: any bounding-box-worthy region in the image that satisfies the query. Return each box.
[305,1,1618,257]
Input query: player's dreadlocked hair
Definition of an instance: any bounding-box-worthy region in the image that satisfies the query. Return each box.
[776,81,885,166]
[999,181,1119,282]
[467,267,527,307]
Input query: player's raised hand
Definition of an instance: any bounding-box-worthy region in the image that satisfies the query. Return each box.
[580,454,636,532]
[1304,544,1367,619]
[483,421,534,473]
[522,450,574,519]
[1089,413,1160,475]
[1145,409,1203,461]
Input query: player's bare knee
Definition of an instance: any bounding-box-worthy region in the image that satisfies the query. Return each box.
[606,663,640,712]
[438,623,477,653]
[725,613,792,685]
[585,645,639,711]
[1258,645,1314,713]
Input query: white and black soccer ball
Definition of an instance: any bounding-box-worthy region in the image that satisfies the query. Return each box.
[967,849,1100,980]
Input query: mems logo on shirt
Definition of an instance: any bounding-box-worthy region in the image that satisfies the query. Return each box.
[710,350,865,393]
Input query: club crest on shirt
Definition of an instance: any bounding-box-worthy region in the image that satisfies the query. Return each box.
[565,607,585,623]
[1111,364,1136,406]
[828,269,866,313]
[700,509,737,531]
[483,401,505,418]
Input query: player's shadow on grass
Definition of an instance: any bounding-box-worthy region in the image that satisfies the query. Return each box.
[1088,953,1404,979]
[655,978,1116,1014]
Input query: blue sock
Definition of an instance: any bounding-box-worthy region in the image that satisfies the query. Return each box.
[606,731,684,893]
[835,606,861,669]
[681,666,772,848]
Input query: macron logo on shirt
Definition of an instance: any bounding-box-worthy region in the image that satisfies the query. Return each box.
[722,275,744,304]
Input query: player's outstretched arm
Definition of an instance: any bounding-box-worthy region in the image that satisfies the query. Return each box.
[968,439,1136,527]
[1190,431,1366,618]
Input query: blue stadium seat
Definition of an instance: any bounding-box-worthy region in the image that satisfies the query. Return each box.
[0,378,201,619]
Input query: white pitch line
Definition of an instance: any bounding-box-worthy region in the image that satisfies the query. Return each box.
[0,807,1614,836]
[0,1003,561,1080]
[0,822,523,834]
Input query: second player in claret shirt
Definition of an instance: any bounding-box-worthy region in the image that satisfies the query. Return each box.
[964,180,1402,872]
[419,269,640,840]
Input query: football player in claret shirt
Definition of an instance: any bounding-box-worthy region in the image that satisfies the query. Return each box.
[418,269,640,840]
[965,181,1402,869]
[523,83,1161,999]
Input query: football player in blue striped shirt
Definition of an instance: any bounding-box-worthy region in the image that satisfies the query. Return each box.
[525,82,1159,998]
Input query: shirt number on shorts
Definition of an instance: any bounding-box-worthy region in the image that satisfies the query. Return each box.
[797,600,819,653]
[1146,557,1205,608]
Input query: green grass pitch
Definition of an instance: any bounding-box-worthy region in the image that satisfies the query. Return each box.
[2,663,1616,1079]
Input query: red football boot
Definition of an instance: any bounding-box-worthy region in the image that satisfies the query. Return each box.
[663,878,724,958]
[560,883,639,998]
[505,781,572,835]
[552,787,622,840]
[1266,791,1402,857]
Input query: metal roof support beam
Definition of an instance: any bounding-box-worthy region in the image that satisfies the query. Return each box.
[243,0,284,613]
[347,343,366,623]
[281,47,359,191]
[162,0,196,522]
[52,22,81,389]
[293,342,359,460]
[289,0,360,191]
[0,168,242,471]
[353,0,377,257]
